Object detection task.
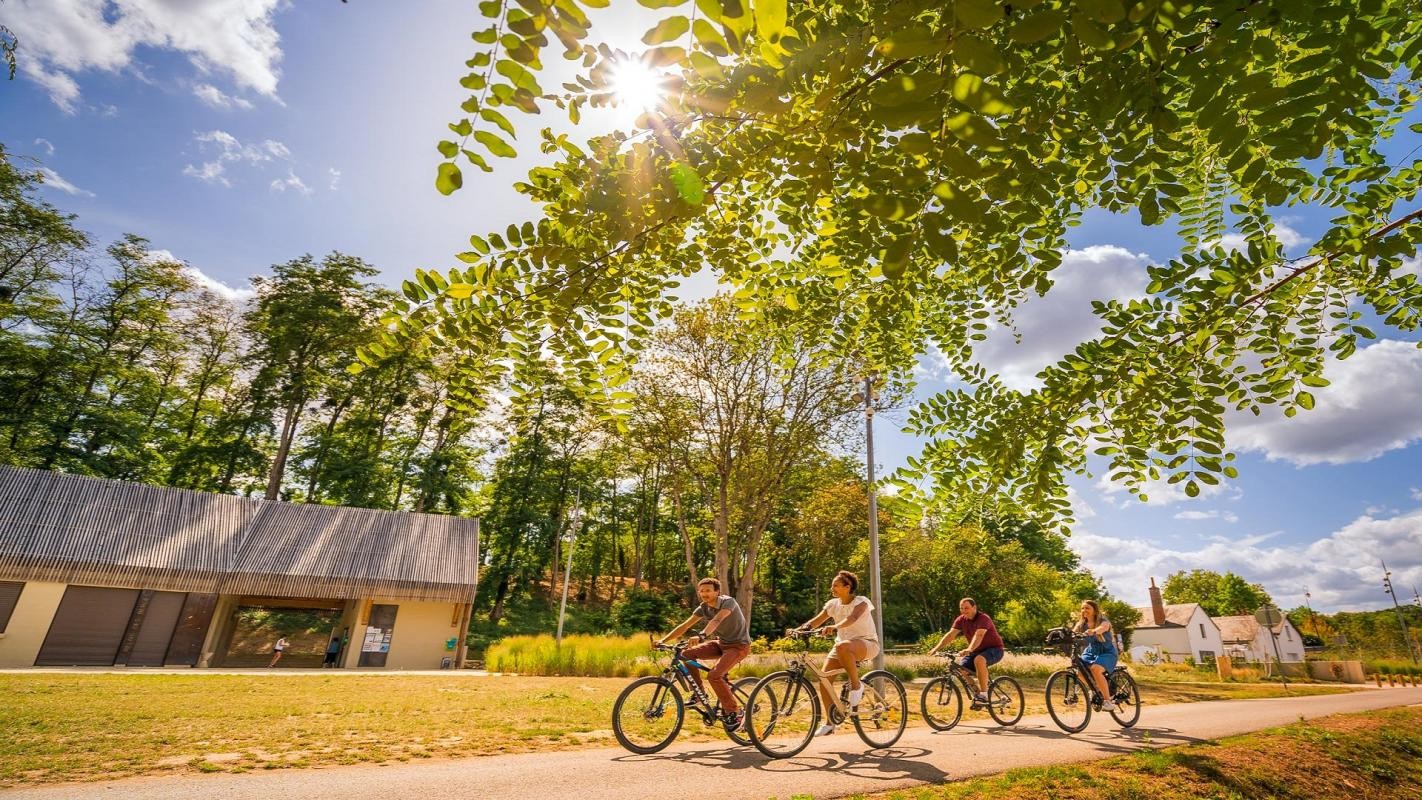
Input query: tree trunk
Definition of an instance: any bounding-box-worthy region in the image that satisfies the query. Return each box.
[672,487,698,604]
[265,395,304,501]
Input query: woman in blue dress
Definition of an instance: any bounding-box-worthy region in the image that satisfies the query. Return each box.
[1074,600,1119,713]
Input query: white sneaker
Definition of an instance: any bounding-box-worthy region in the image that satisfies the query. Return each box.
[1101,701,1118,712]
[848,687,864,707]
[815,723,837,736]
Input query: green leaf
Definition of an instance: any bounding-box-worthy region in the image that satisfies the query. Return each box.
[753,0,787,41]
[669,161,706,204]
[475,130,518,158]
[956,0,1001,30]
[480,107,518,137]
[876,27,950,59]
[437,140,459,158]
[952,72,1013,116]
[638,0,689,6]
[435,162,463,195]
[447,283,475,299]
[953,35,1004,75]
[643,16,689,45]
[1184,480,1200,498]
[1296,391,1315,410]
[1009,9,1063,42]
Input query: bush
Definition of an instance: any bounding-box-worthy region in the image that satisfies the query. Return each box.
[483,634,660,677]
[611,588,677,634]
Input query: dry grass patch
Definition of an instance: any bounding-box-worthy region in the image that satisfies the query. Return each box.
[851,706,1422,800]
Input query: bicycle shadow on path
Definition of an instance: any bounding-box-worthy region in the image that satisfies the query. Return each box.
[613,744,948,784]
[939,720,1207,755]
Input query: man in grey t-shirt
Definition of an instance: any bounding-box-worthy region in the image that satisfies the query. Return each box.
[658,577,751,727]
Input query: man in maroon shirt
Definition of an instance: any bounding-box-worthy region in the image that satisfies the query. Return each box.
[927,598,1007,706]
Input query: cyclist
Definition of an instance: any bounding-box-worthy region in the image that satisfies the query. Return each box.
[656,577,751,729]
[926,598,1005,708]
[793,570,879,736]
[1074,599,1119,713]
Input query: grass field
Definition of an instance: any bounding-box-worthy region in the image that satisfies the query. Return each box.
[0,672,1355,787]
[843,706,1422,800]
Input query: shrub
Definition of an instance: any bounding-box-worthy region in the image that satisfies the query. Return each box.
[611,588,677,634]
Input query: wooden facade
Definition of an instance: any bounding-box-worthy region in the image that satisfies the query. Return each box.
[0,466,479,603]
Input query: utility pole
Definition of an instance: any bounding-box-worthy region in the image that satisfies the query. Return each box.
[855,375,886,671]
[556,491,583,647]
[1382,560,1419,664]
[1303,589,1323,647]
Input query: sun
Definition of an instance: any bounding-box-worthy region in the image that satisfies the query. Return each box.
[610,59,667,116]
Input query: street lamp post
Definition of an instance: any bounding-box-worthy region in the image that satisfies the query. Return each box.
[1303,589,1323,647]
[855,375,886,671]
[1382,560,1419,664]
[556,492,583,647]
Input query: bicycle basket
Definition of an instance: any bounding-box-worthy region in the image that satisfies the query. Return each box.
[1044,626,1075,655]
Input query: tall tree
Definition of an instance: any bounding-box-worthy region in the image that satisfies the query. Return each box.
[635,298,857,617]
[242,253,381,500]
[1163,568,1273,616]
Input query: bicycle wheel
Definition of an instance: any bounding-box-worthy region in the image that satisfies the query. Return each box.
[612,676,685,754]
[723,676,762,747]
[919,675,964,731]
[1045,670,1091,733]
[1108,670,1142,728]
[852,670,908,749]
[987,675,1025,726]
[746,671,820,759]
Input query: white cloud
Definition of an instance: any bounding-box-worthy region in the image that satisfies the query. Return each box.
[34,138,56,155]
[269,169,311,196]
[1411,488,1422,502]
[37,167,95,197]
[1095,473,1240,507]
[5,0,285,112]
[1174,509,1239,523]
[1228,339,1422,466]
[183,130,290,187]
[969,245,1152,390]
[328,168,342,191]
[1073,506,1422,612]
[144,249,255,301]
[193,82,253,110]
[1400,254,1421,278]
[1212,223,1308,254]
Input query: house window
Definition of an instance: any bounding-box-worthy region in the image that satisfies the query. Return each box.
[0,581,23,633]
[1285,627,1292,640]
[1199,623,1206,638]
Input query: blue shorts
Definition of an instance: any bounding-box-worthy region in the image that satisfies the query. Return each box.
[1081,647,1118,673]
[959,646,1004,670]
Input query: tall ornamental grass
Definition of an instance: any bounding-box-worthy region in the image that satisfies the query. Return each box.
[483,634,661,677]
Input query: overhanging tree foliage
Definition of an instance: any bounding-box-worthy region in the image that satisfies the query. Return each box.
[386,0,1422,526]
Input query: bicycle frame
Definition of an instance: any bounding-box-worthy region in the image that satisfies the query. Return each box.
[780,633,867,722]
[658,642,732,726]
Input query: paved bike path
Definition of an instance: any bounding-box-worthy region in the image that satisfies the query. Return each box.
[6,687,1421,800]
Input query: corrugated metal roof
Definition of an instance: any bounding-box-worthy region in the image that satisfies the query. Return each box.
[0,466,479,602]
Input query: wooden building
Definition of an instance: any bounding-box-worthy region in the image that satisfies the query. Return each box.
[0,466,479,669]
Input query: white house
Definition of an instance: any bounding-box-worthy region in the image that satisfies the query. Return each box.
[1129,578,1225,664]
[1214,615,1306,663]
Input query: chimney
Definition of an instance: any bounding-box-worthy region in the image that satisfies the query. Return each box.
[1149,577,1166,626]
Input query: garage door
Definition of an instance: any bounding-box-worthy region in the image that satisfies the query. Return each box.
[35,586,140,666]
[119,590,187,667]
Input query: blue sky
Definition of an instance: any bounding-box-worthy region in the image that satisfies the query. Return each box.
[3,1,1421,614]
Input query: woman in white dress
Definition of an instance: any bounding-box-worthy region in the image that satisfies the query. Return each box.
[793,570,880,736]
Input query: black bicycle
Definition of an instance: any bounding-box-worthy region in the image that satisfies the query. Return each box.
[744,628,907,758]
[920,651,1025,730]
[1042,627,1141,733]
[611,640,759,754]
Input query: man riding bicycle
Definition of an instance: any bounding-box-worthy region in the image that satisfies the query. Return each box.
[657,577,751,730]
[927,597,1006,708]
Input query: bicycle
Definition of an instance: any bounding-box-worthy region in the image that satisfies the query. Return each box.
[611,640,760,754]
[920,651,1025,730]
[1042,627,1142,733]
[744,628,908,758]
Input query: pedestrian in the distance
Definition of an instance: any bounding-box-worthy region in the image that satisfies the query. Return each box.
[268,635,289,668]
[322,633,342,667]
